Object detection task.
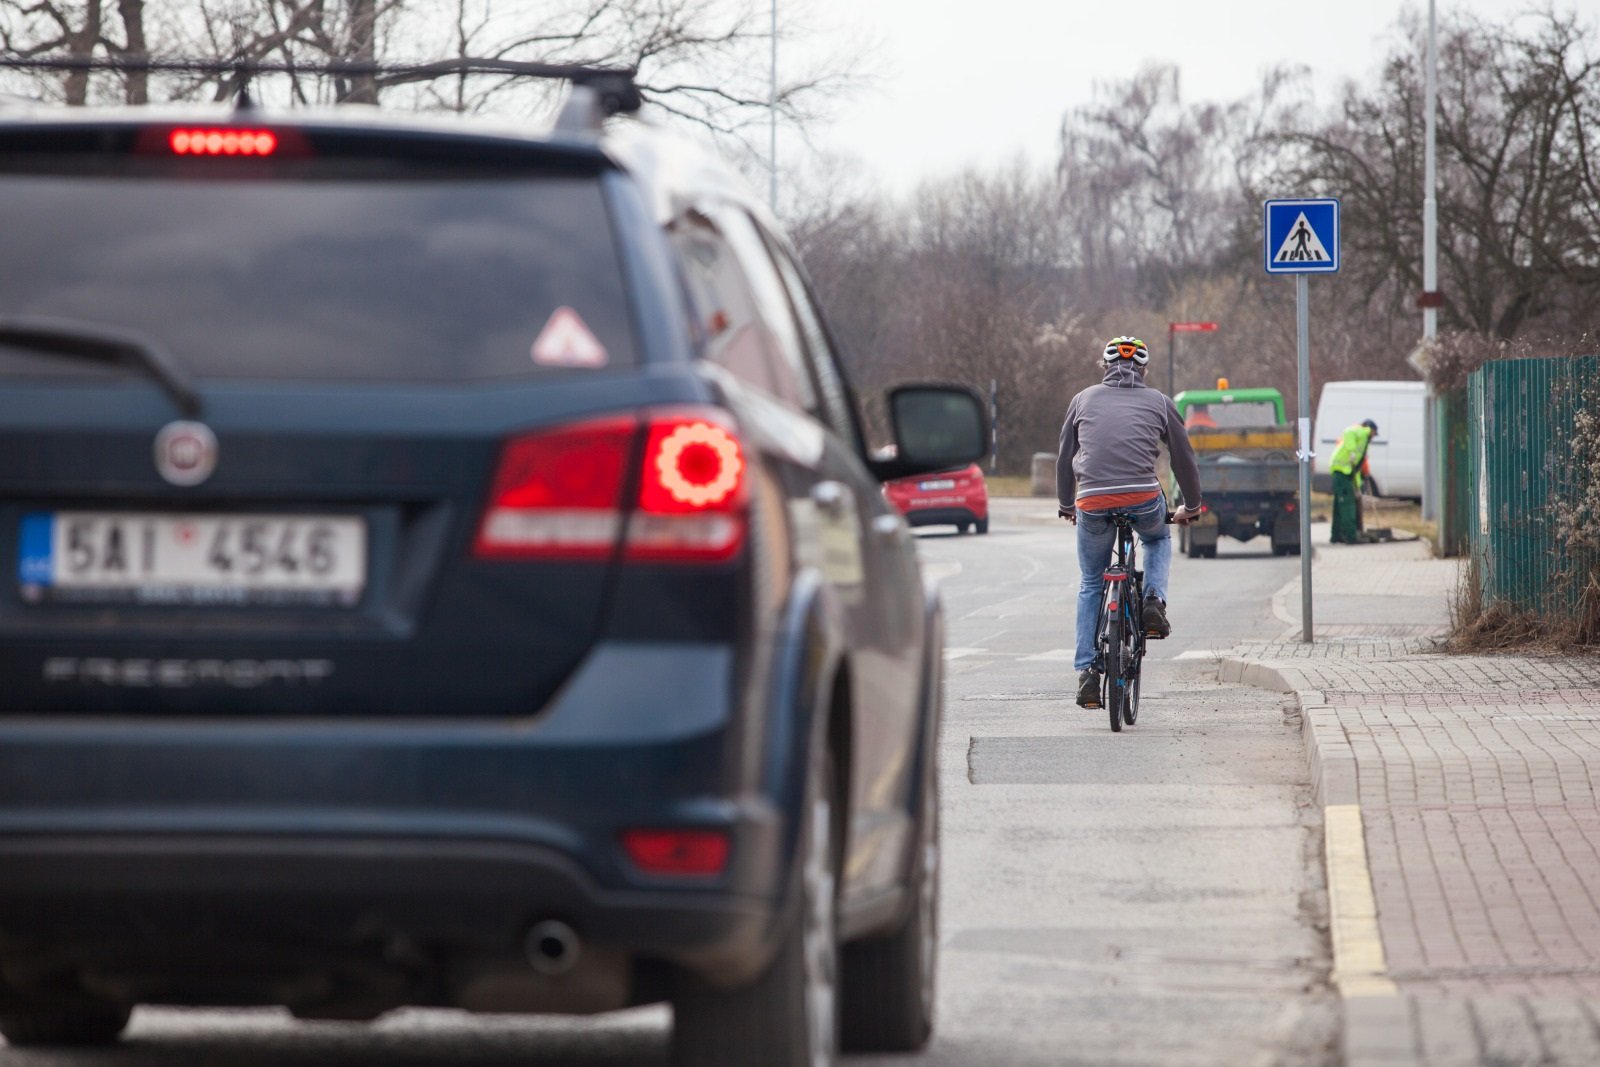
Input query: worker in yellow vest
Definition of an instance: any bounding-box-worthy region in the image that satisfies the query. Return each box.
[1329,419,1377,543]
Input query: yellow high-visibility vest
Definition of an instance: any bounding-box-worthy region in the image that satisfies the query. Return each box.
[1329,424,1373,477]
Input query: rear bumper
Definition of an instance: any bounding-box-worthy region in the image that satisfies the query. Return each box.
[901,505,983,528]
[0,641,790,994]
[0,832,772,970]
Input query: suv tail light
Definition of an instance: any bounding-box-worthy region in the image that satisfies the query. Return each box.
[474,410,747,563]
[474,416,636,560]
[627,412,746,563]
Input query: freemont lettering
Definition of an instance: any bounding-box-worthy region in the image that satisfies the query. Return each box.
[43,658,334,688]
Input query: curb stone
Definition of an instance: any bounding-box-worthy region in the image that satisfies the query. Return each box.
[1222,653,1400,1066]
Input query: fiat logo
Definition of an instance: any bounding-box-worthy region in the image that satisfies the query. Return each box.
[154,421,218,487]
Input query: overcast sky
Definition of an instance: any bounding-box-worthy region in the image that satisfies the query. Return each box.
[788,0,1555,192]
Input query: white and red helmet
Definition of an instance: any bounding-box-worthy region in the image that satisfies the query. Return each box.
[1102,335,1150,366]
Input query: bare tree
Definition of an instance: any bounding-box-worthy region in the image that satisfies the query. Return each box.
[1057,65,1250,307]
[0,0,858,148]
[1272,10,1600,340]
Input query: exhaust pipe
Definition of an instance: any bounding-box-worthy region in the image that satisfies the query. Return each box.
[525,920,581,976]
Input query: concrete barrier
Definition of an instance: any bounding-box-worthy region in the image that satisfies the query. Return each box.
[1030,452,1056,496]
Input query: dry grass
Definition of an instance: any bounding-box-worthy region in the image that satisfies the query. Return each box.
[987,475,1038,497]
[1444,558,1600,654]
[1364,498,1437,545]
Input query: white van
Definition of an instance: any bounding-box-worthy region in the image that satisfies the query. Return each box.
[1312,380,1425,499]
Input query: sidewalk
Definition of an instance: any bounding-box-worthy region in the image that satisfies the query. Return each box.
[1219,526,1600,1065]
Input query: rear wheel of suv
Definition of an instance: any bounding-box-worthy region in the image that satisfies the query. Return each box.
[840,753,938,1052]
[0,999,130,1047]
[975,517,989,534]
[672,748,839,1067]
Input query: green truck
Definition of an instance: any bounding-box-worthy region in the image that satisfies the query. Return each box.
[1170,381,1300,558]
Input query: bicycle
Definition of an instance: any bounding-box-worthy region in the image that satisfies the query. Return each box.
[1093,510,1175,733]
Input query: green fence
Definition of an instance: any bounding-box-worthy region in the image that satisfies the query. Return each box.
[1466,356,1599,618]
[1436,386,1471,558]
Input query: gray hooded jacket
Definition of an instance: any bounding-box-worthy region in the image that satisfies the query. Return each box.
[1056,362,1204,510]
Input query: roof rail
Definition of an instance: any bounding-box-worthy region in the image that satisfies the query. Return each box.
[0,55,641,121]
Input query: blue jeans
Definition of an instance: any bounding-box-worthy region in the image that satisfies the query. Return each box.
[1074,496,1171,671]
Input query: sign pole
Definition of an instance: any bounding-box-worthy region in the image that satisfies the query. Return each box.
[1167,323,1175,397]
[1264,196,1336,644]
[1296,273,1313,643]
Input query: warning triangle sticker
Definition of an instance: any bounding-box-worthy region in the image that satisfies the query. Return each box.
[1273,212,1331,264]
[531,307,608,367]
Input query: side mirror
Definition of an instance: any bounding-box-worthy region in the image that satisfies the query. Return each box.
[869,384,988,482]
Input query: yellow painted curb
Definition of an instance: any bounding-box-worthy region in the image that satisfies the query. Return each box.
[1324,804,1398,997]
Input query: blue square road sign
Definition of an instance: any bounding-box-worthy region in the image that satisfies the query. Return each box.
[1264,198,1339,274]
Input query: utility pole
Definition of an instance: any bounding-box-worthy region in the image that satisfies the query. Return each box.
[1419,0,1441,523]
[768,0,778,213]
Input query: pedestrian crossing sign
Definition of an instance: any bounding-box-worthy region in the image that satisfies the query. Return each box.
[1264,198,1339,274]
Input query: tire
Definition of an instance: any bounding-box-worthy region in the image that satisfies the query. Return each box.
[0,1001,131,1048]
[840,745,938,1052]
[1124,625,1141,727]
[673,749,839,1067]
[975,518,989,535]
[1104,607,1124,733]
[957,523,971,535]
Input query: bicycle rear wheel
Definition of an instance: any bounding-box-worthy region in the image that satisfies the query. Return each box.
[1103,608,1123,732]
[1124,651,1141,726]
[1123,603,1141,726]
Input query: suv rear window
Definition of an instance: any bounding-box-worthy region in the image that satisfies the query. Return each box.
[0,160,638,382]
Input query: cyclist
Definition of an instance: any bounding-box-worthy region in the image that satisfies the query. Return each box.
[1058,336,1205,709]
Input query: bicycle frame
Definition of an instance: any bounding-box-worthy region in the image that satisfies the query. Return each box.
[1094,513,1147,731]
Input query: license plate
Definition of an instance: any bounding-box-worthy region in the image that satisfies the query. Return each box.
[19,512,366,607]
[918,479,956,491]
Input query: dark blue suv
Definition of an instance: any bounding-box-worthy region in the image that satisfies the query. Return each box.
[0,79,984,1065]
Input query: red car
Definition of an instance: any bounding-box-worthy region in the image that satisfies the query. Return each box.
[884,463,989,534]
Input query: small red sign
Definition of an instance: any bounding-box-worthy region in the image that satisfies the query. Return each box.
[1170,321,1219,333]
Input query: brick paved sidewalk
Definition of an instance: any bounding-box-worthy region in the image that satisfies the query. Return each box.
[1220,531,1600,1065]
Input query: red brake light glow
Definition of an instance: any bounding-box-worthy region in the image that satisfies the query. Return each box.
[645,421,743,510]
[169,128,278,157]
[473,409,748,565]
[628,413,747,563]
[621,829,730,877]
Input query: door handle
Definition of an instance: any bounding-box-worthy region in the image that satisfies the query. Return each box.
[810,480,848,517]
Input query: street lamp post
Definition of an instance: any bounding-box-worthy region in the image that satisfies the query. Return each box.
[768,0,777,213]
[1420,0,1441,523]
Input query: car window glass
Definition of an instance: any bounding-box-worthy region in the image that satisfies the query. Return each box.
[754,224,862,447]
[678,208,817,412]
[0,166,636,382]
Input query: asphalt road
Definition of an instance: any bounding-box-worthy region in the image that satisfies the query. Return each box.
[1,498,1336,1067]
[857,497,1337,1067]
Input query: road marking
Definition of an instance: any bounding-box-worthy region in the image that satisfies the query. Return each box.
[1324,804,1397,997]
[1019,649,1075,662]
[1174,649,1223,660]
[944,647,988,660]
